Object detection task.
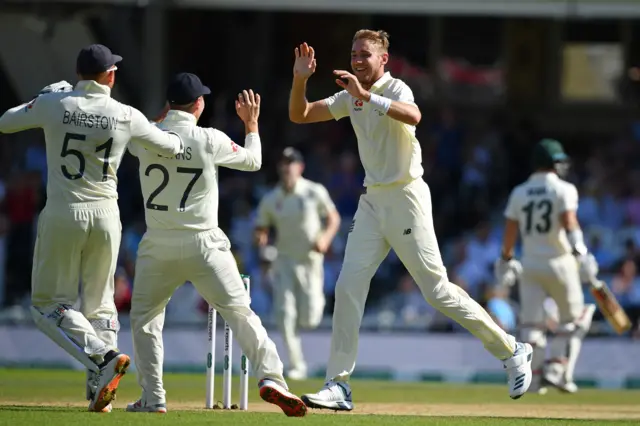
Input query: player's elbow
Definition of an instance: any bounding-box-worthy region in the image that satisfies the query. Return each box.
[407,108,422,126]
[289,110,306,124]
[247,157,262,172]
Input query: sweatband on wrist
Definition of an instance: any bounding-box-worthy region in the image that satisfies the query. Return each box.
[368,93,391,114]
[567,228,588,256]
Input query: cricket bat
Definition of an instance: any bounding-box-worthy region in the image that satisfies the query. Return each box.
[589,278,632,335]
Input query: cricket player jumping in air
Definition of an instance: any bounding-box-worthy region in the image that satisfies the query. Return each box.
[288,29,533,411]
[255,147,341,380]
[495,139,598,394]
[126,73,306,417]
[0,44,184,412]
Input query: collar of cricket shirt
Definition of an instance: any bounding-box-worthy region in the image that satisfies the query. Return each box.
[369,71,392,93]
[163,109,197,125]
[530,171,557,181]
[75,80,112,96]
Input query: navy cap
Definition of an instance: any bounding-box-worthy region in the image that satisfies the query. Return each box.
[76,44,122,75]
[281,147,304,163]
[166,73,211,105]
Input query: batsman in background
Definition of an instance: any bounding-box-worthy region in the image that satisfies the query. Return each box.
[127,73,306,417]
[495,139,598,394]
[0,44,184,412]
[289,30,533,411]
[254,147,341,380]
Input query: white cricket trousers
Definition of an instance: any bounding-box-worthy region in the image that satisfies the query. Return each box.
[326,178,516,382]
[31,199,121,352]
[272,253,325,371]
[130,228,286,405]
[519,255,584,325]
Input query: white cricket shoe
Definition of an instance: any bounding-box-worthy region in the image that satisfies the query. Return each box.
[544,372,579,393]
[88,351,131,412]
[259,379,307,417]
[126,400,168,413]
[301,380,354,411]
[503,342,533,400]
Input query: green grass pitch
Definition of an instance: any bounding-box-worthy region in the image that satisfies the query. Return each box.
[1,368,639,425]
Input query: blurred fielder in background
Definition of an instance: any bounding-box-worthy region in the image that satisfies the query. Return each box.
[495,139,598,394]
[127,73,307,417]
[288,29,533,411]
[0,44,184,412]
[255,147,340,380]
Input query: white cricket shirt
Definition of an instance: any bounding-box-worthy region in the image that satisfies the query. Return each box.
[324,72,423,187]
[0,80,182,204]
[504,172,578,260]
[256,177,336,261]
[129,110,261,231]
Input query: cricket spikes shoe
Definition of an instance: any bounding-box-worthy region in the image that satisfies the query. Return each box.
[89,351,131,412]
[126,400,168,413]
[504,342,533,400]
[544,371,579,394]
[301,380,354,411]
[258,379,307,417]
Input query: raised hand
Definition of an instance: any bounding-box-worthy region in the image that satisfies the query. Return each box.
[235,89,260,123]
[293,42,317,79]
[333,70,368,100]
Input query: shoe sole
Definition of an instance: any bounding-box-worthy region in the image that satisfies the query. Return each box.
[260,385,307,417]
[92,355,131,412]
[301,395,354,411]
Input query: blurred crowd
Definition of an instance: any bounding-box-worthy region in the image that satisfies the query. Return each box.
[2,77,640,339]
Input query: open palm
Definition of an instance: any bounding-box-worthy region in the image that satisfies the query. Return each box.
[293,42,317,79]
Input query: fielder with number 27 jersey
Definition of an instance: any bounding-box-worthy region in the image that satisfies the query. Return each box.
[128,109,261,230]
[504,172,578,260]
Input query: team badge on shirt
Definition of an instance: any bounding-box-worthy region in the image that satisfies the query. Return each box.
[353,99,363,111]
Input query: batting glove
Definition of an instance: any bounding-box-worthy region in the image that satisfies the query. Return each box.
[577,253,599,283]
[494,257,523,287]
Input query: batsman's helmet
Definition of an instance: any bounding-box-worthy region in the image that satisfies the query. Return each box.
[532,138,570,177]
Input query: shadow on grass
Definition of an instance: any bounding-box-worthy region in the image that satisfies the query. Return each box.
[0,405,84,412]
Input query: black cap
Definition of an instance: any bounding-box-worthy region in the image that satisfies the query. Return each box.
[281,147,304,163]
[76,44,122,75]
[166,73,211,105]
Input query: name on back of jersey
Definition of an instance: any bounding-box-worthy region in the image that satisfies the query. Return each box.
[156,146,192,161]
[527,187,547,196]
[63,110,118,130]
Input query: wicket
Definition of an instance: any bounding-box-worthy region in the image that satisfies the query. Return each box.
[205,274,250,410]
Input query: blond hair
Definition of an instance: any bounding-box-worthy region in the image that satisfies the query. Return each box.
[352,29,390,52]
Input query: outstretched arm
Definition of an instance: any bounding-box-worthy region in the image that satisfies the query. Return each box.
[289,43,334,124]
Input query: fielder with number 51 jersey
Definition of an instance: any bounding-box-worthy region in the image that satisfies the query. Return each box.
[126,73,306,417]
[495,139,599,395]
[0,44,184,412]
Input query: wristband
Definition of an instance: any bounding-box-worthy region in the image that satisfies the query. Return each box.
[367,93,391,114]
